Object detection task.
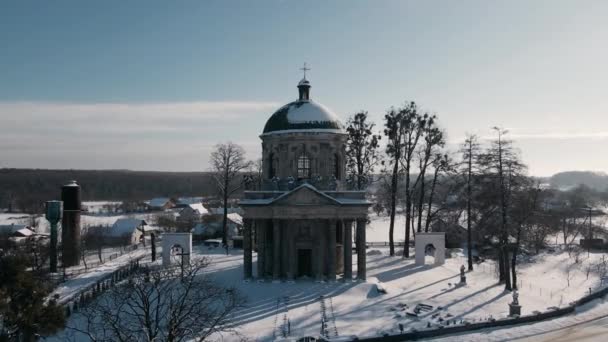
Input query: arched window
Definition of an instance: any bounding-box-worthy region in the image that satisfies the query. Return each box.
[268,153,276,178]
[297,154,311,179]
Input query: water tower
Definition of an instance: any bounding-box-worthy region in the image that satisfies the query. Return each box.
[45,200,62,272]
[61,180,81,267]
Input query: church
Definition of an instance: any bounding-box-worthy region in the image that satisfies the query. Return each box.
[240,67,370,281]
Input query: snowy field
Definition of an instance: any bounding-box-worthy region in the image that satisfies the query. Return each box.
[52,246,608,341]
[23,210,608,341]
[191,246,607,340]
[0,210,164,234]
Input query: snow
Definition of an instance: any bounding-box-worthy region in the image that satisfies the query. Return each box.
[81,201,121,214]
[260,128,345,136]
[272,99,341,125]
[148,197,171,208]
[366,213,407,243]
[227,212,242,225]
[186,203,208,215]
[427,297,608,341]
[108,218,146,237]
[0,223,32,235]
[50,247,150,304]
[50,214,608,341]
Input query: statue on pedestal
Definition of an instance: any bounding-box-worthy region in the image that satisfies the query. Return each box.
[460,265,466,284]
[509,289,521,316]
[512,289,519,305]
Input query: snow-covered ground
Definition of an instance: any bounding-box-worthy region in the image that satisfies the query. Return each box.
[191,246,605,340]
[366,213,407,243]
[50,247,150,304]
[427,297,608,341]
[47,211,608,341]
[0,211,164,234]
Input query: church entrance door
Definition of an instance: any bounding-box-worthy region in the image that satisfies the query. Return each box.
[297,249,312,277]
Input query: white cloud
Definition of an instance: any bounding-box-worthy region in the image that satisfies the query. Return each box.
[0,101,276,170]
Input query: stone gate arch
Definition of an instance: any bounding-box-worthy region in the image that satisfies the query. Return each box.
[162,233,192,267]
[415,232,445,266]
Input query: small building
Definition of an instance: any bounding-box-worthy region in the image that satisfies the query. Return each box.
[178,203,209,224]
[107,218,158,245]
[430,219,468,248]
[175,197,205,207]
[0,224,35,238]
[191,214,240,240]
[147,198,175,211]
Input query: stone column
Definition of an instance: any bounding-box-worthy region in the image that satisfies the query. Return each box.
[273,219,281,280]
[356,219,367,280]
[315,224,325,281]
[286,225,295,280]
[256,220,265,278]
[243,218,253,279]
[328,219,337,281]
[343,220,353,281]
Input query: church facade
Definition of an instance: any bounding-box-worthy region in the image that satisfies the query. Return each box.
[240,73,370,281]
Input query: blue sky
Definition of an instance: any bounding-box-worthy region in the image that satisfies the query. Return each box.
[1,0,607,176]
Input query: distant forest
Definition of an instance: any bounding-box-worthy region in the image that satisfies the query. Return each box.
[549,171,608,190]
[0,169,219,213]
[2,168,607,214]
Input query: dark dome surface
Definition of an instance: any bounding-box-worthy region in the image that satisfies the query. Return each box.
[262,100,344,134]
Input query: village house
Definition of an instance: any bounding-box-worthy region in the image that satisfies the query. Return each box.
[177,203,209,224]
[192,212,242,240]
[106,218,158,245]
[146,197,175,211]
[0,224,35,238]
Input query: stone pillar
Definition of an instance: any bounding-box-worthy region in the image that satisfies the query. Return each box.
[256,221,265,278]
[328,219,337,281]
[356,219,367,280]
[264,220,273,276]
[343,220,353,281]
[243,219,253,279]
[315,224,325,281]
[286,225,295,280]
[273,219,281,280]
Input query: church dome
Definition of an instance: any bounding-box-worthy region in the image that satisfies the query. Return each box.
[262,77,344,135]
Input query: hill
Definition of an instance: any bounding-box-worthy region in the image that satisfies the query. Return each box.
[549,171,608,190]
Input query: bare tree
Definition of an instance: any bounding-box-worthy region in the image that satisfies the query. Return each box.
[399,103,426,258]
[479,127,526,291]
[69,259,244,342]
[210,142,251,246]
[345,111,381,190]
[459,134,480,271]
[383,108,405,256]
[414,116,444,233]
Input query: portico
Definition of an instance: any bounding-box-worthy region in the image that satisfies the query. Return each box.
[242,185,369,281]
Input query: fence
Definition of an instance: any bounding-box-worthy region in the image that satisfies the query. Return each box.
[57,256,145,316]
[51,244,142,282]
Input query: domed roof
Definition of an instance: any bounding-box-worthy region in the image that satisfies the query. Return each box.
[262,79,344,135]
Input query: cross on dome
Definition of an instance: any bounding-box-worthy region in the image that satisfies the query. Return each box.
[300,62,310,79]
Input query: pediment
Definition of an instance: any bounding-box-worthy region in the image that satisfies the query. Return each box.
[272,185,339,206]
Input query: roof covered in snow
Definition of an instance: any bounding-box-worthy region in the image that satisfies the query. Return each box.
[109,218,147,237]
[262,78,344,135]
[0,224,34,237]
[262,100,344,135]
[187,203,208,215]
[148,197,172,208]
[227,212,242,226]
